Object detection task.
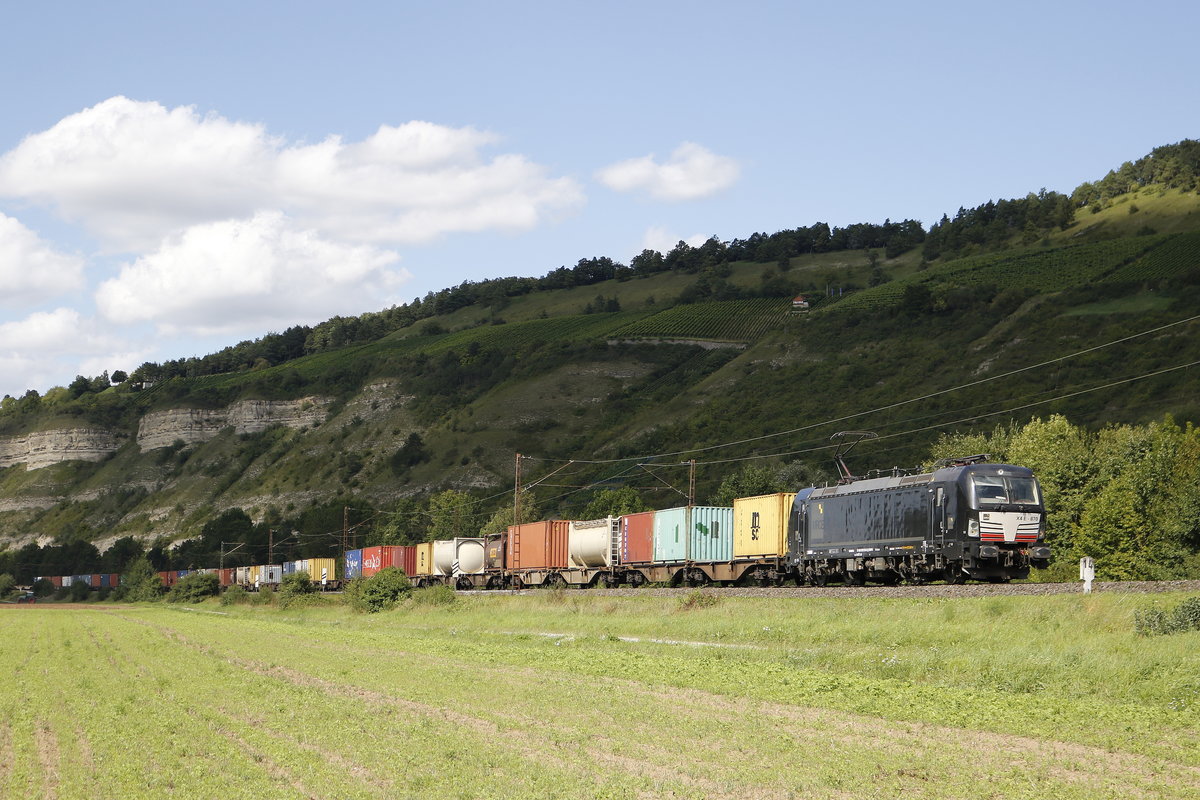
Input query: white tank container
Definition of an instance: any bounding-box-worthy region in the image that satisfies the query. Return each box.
[434,538,486,575]
[569,517,615,568]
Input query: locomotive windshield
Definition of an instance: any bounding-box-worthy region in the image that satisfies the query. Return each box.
[971,475,1040,507]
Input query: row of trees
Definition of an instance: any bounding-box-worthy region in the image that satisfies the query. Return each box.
[1072,139,1200,208]
[929,414,1200,581]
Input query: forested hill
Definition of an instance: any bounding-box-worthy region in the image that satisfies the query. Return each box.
[1,140,1199,584]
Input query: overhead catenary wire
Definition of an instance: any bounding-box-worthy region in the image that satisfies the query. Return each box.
[519,312,1200,466]
[696,357,1200,466]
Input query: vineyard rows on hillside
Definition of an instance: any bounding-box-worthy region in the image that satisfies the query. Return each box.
[609,299,788,342]
[1107,230,1200,282]
[829,233,1175,312]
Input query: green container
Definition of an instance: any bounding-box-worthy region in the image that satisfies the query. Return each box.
[652,506,733,562]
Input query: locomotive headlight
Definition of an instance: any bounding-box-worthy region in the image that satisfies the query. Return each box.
[968,519,980,538]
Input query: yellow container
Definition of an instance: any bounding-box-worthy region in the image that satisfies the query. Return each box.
[733,493,794,558]
[415,542,434,576]
[306,558,337,585]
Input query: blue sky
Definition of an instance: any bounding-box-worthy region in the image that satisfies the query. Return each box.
[1,0,1197,398]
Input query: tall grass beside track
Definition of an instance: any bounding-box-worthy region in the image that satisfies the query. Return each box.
[1,592,1197,799]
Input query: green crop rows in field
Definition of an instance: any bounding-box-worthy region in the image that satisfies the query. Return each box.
[609,299,788,342]
[2,593,1199,799]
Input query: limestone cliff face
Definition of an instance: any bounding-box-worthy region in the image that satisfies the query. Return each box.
[136,396,332,450]
[0,428,124,470]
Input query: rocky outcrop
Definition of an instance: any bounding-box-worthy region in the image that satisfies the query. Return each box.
[136,396,332,450]
[0,428,124,470]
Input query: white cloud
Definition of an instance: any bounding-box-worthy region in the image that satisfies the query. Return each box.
[0,308,150,396]
[639,225,709,255]
[0,213,85,305]
[0,97,585,251]
[597,142,740,201]
[0,308,88,354]
[95,211,411,337]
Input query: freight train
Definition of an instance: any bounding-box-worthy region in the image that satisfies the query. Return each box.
[37,455,1051,592]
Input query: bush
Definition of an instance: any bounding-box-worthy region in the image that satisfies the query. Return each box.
[166,572,220,603]
[676,590,720,612]
[220,585,249,606]
[69,581,92,602]
[32,578,55,598]
[345,567,412,613]
[250,586,275,605]
[1135,596,1200,636]
[279,571,316,608]
[410,584,457,607]
[0,573,14,598]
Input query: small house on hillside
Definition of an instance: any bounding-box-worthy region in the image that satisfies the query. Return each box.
[791,295,810,313]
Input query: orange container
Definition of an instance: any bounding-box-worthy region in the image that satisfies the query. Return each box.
[620,511,654,564]
[506,521,569,570]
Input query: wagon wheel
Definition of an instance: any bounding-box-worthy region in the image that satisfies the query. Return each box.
[688,569,711,587]
[843,570,865,586]
[810,573,828,587]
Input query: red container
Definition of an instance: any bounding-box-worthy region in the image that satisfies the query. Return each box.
[48,576,63,588]
[395,545,416,576]
[620,511,655,564]
[362,545,416,577]
[506,521,569,570]
[90,574,102,588]
[219,568,235,587]
[158,571,176,587]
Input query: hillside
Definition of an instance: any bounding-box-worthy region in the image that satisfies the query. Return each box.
[1,149,1199,578]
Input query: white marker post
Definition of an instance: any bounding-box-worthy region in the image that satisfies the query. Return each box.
[1079,556,1095,594]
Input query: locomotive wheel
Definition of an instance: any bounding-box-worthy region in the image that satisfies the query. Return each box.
[944,569,965,585]
[811,573,828,587]
[843,571,865,586]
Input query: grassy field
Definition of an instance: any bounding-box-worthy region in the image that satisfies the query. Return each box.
[2,591,1198,799]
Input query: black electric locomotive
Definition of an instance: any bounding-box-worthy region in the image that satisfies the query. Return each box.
[787,454,1051,584]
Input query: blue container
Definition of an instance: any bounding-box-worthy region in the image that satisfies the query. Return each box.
[100,573,112,588]
[344,549,363,580]
[177,570,189,580]
[652,506,734,563]
[282,561,296,576]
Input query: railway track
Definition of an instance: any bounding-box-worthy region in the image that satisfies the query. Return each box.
[464,579,1200,599]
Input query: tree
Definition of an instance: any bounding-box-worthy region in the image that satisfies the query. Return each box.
[110,370,129,384]
[582,487,649,519]
[121,556,164,602]
[428,490,475,540]
[710,465,785,506]
[479,492,542,537]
